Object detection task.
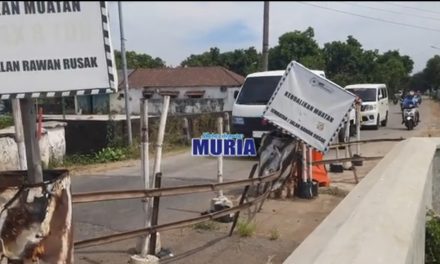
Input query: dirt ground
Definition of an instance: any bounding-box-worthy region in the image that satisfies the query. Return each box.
[75,194,342,264]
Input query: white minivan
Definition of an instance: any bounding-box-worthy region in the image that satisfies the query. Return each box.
[344,83,389,130]
[231,70,326,147]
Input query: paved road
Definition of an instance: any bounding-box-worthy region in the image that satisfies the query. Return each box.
[359,101,428,140]
[72,99,431,241]
[73,150,256,240]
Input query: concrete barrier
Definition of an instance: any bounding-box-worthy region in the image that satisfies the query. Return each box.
[0,121,66,170]
[284,137,440,264]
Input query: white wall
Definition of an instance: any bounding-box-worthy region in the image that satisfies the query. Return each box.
[0,122,66,170]
[0,137,20,171]
[110,86,241,115]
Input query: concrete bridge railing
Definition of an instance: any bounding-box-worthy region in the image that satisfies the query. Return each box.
[284,137,440,264]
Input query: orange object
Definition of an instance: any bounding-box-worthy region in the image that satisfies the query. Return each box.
[311,150,330,187]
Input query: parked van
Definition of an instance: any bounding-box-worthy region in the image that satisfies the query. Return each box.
[344,83,389,130]
[231,70,325,146]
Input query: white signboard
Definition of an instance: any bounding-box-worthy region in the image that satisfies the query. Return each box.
[263,61,355,152]
[0,1,117,99]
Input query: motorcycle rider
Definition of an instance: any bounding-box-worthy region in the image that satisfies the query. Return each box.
[415,90,422,105]
[401,90,420,124]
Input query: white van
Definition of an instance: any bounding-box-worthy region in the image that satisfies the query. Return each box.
[344,83,389,130]
[231,70,325,146]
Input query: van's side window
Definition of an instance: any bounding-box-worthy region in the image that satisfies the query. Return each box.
[378,89,381,99]
[383,88,388,98]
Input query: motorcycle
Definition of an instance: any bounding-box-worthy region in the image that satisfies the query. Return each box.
[403,105,419,130]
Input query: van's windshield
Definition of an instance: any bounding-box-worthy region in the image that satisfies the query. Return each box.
[346,88,377,102]
[236,76,282,105]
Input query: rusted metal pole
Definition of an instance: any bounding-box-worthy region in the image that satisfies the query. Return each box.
[72,172,279,204]
[329,137,405,148]
[347,144,359,184]
[229,163,258,236]
[148,173,162,255]
[312,156,383,166]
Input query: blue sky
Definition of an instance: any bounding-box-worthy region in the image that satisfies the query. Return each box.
[108,2,440,73]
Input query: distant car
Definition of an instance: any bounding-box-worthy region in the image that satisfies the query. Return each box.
[345,83,390,130]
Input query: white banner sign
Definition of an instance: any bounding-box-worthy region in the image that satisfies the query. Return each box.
[263,61,355,152]
[0,1,117,98]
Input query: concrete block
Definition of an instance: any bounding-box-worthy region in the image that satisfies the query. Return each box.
[129,254,159,264]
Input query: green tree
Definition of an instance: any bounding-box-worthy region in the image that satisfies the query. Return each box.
[268,27,324,70]
[402,71,430,93]
[181,47,261,76]
[370,50,414,94]
[114,50,166,69]
[372,57,406,94]
[424,55,440,91]
[221,47,261,76]
[322,36,368,86]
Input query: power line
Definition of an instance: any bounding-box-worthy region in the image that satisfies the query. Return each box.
[297,2,440,33]
[343,2,440,22]
[382,2,440,16]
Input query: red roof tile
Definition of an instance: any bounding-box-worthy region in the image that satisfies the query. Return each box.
[119,66,245,89]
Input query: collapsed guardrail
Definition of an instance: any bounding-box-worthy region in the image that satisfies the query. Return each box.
[72,138,401,255]
[73,164,275,251]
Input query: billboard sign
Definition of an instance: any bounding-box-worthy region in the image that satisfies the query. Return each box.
[0,1,117,99]
[263,61,356,152]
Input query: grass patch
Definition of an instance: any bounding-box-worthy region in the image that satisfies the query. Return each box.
[237,220,256,237]
[49,145,141,169]
[193,221,220,231]
[0,115,13,129]
[269,226,280,241]
[426,210,440,264]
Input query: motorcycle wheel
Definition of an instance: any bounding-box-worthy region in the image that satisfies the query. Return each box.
[406,120,414,130]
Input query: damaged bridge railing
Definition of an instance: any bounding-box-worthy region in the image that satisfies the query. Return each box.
[72,165,276,251]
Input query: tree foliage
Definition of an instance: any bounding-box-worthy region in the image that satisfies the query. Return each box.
[269,27,324,70]
[424,55,440,90]
[114,50,165,69]
[176,26,440,94]
[180,47,261,76]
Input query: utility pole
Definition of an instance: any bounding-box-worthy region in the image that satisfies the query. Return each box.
[262,1,270,71]
[118,1,133,145]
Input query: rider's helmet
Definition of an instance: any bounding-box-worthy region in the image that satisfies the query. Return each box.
[409,90,415,96]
